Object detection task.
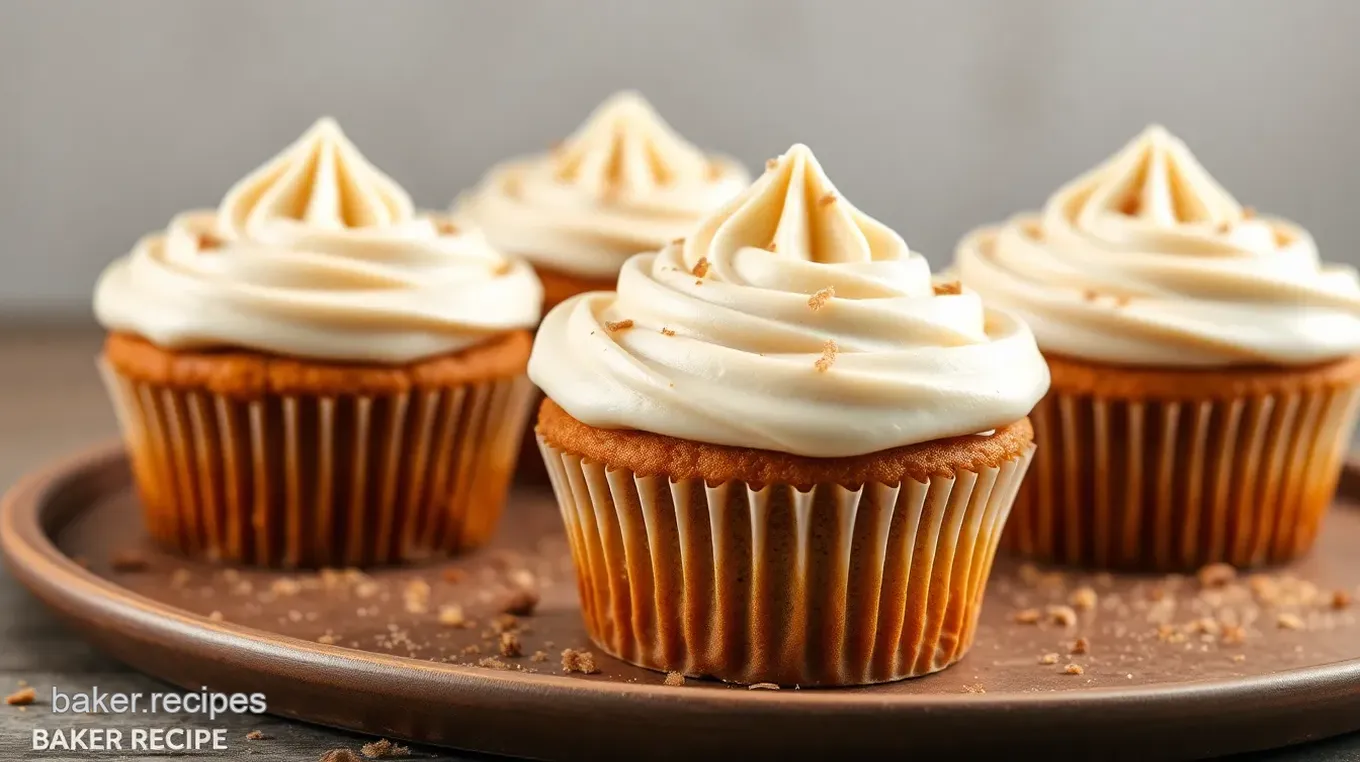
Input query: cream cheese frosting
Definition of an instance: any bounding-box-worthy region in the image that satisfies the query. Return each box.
[453,91,749,280]
[528,144,1050,458]
[95,118,543,364]
[956,125,1360,368]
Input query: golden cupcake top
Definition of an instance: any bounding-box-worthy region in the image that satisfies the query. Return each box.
[956,125,1360,367]
[528,144,1049,458]
[454,91,749,280]
[94,118,542,364]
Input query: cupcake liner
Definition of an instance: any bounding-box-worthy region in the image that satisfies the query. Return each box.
[1006,386,1360,570]
[99,360,535,568]
[538,435,1035,686]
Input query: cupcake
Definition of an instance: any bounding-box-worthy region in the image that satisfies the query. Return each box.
[94,118,543,568]
[956,125,1360,571]
[455,90,749,483]
[530,144,1050,686]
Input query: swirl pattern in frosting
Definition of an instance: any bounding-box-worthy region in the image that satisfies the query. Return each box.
[453,91,749,280]
[956,125,1360,368]
[95,118,543,364]
[528,144,1050,458]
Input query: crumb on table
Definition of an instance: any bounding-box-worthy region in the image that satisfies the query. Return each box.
[6,687,36,706]
[359,737,410,758]
[561,649,599,674]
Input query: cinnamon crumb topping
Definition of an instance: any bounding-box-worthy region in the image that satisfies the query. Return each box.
[1220,624,1247,645]
[531,650,549,662]
[435,219,460,236]
[1063,664,1085,676]
[660,327,676,337]
[5,687,36,706]
[1038,653,1059,665]
[664,671,686,686]
[461,644,482,656]
[500,588,540,617]
[499,632,523,658]
[691,257,710,278]
[1047,604,1078,627]
[1332,590,1351,609]
[1070,587,1098,611]
[1070,637,1090,655]
[765,158,778,171]
[1014,608,1042,625]
[437,605,467,627]
[320,750,362,762]
[1276,612,1305,630]
[807,286,835,311]
[1231,654,1247,663]
[245,730,266,741]
[604,319,634,332]
[561,648,599,674]
[1198,563,1237,588]
[814,340,838,372]
[359,738,410,758]
[933,281,963,296]
[492,613,520,633]
[818,192,837,206]
[477,656,513,671]
[1082,289,1100,302]
[197,232,222,250]
[766,241,777,252]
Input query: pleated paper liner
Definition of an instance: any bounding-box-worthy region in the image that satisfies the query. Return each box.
[539,435,1035,687]
[99,360,536,568]
[1006,385,1360,571]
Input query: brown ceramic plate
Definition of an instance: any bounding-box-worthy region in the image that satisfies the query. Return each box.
[6,443,1360,761]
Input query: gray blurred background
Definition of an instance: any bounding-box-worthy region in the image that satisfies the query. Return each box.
[2,0,1359,320]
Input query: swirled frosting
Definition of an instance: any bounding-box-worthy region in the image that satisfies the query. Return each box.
[95,118,542,364]
[529,144,1049,458]
[453,91,749,280]
[956,125,1360,368]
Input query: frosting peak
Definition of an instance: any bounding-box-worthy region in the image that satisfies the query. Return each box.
[454,91,749,281]
[551,91,712,201]
[219,117,414,239]
[95,119,542,364]
[528,143,1050,458]
[956,125,1360,368]
[686,144,904,267]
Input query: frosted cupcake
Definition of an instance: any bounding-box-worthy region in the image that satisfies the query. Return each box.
[95,118,543,568]
[454,90,749,312]
[956,125,1360,571]
[531,144,1049,686]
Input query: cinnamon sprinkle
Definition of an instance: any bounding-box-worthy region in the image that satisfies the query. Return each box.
[818,192,837,207]
[672,237,685,246]
[933,281,962,296]
[807,286,835,311]
[660,327,676,337]
[765,158,778,170]
[692,257,710,278]
[605,319,634,332]
[814,340,838,372]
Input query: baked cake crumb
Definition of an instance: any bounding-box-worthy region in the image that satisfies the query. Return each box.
[1047,605,1078,627]
[561,649,599,674]
[1070,637,1090,655]
[1277,612,1305,630]
[500,588,540,617]
[477,656,513,671]
[245,730,266,741]
[320,750,362,762]
[1038,653,1059,665]
[499,632,523,658]
[664,671,686,686]
[1332,590,1351,609]
[531,650,549,663]
[605,319,634,332]
[1197,563,1236,588]
[691,257,710,278]
[807,286,835,311]
[1063,664,1085,676]
[814,340,838,372]
[359,738,410,758]
[438,605,467,627]
[661,327,676,336]
[6,687,36,706]
[1014,608,1041,624]
[111,550,149,573]
[748,682,780,690]
[1221,624,1247,645]
[1070,586,1098,610]
[1231,654,1247,663]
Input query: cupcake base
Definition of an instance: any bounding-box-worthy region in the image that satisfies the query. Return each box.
[1005,353,1360,571]
[536,399,1035,686]
[100,331,536,568]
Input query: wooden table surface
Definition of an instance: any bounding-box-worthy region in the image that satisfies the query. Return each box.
[1,326,1358,762]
